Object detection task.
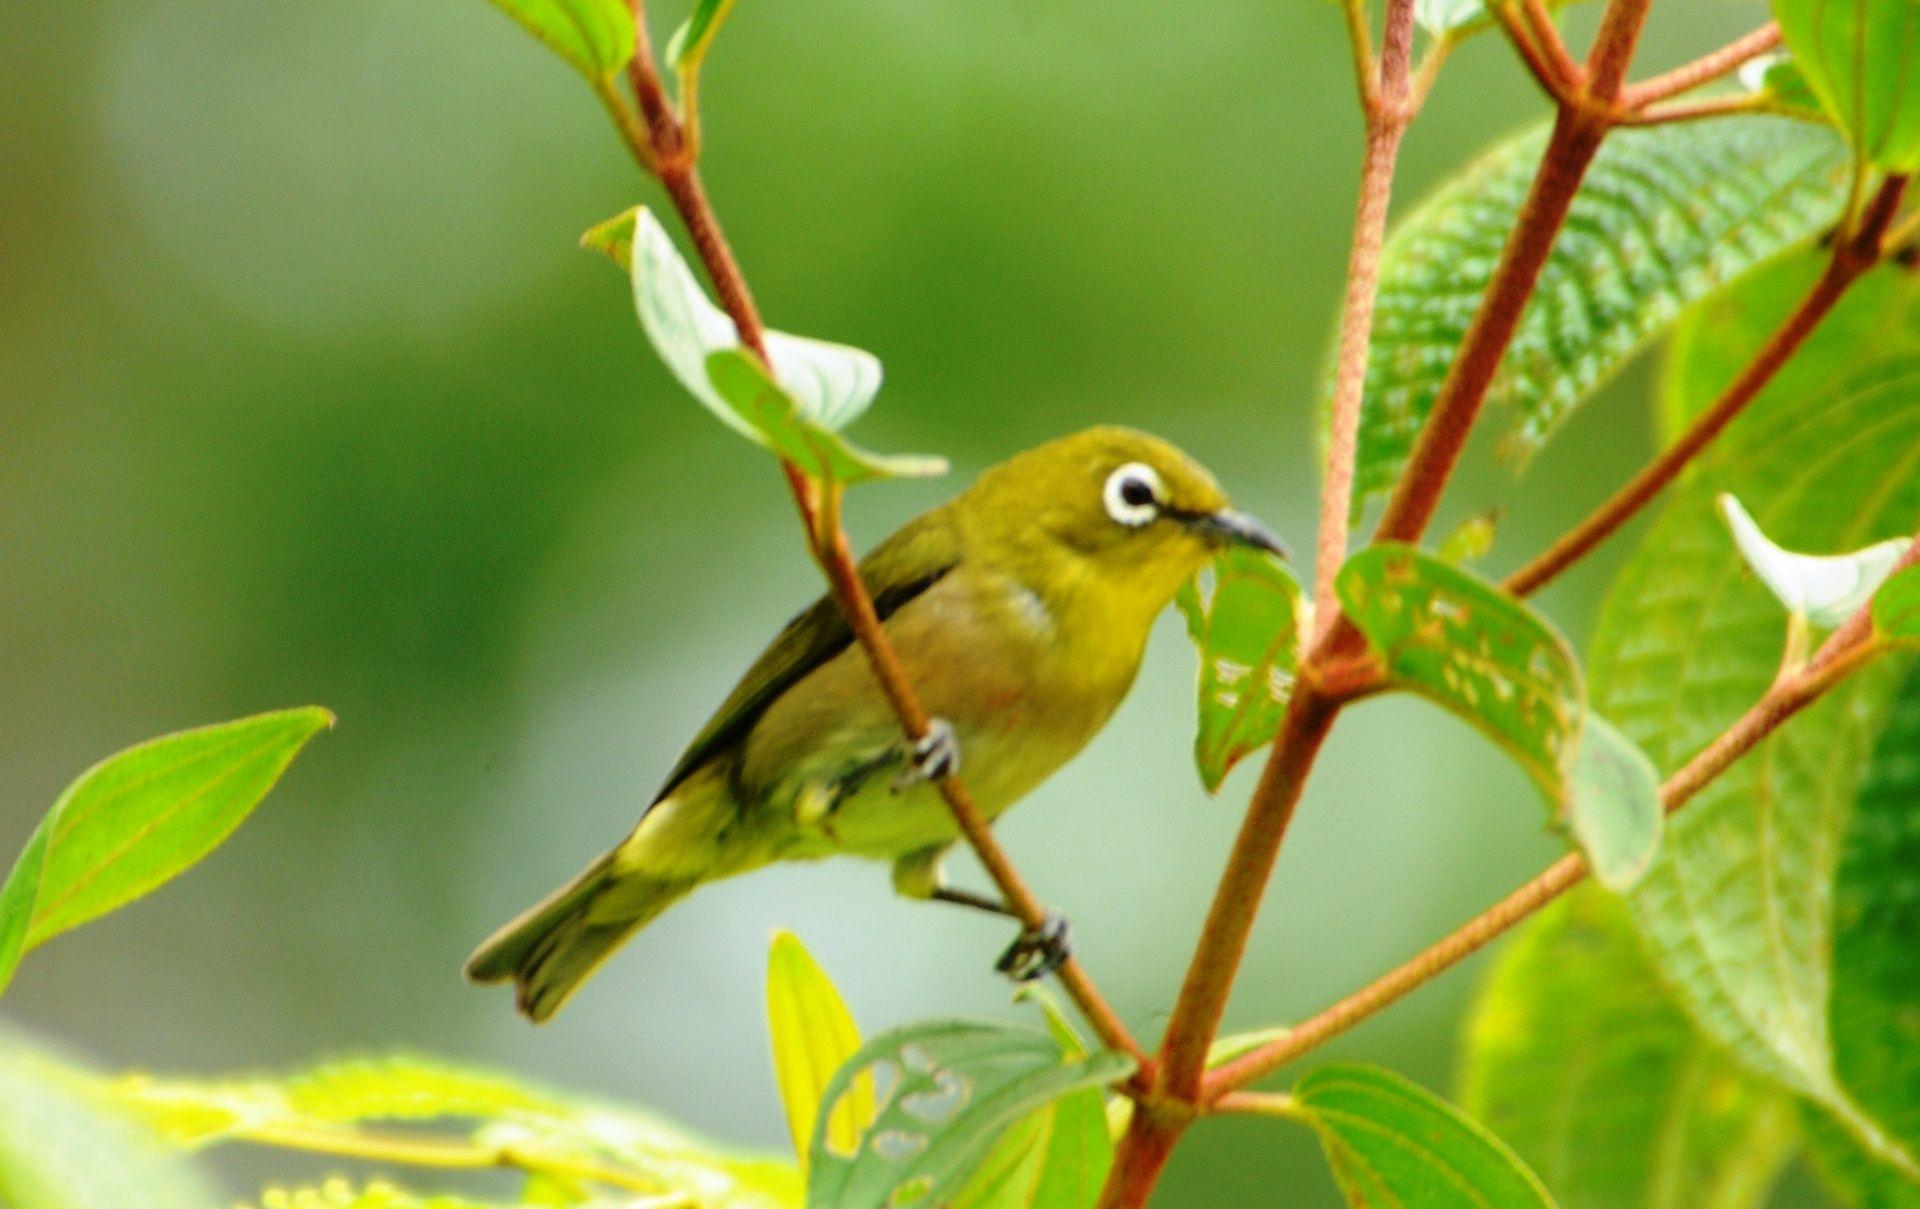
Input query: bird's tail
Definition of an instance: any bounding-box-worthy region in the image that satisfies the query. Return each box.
[463,851,693,1023]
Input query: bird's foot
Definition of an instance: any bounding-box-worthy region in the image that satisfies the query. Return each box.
[892,717,960,791]
[995,911,1073,983]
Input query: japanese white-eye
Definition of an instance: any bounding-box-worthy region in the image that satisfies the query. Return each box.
[466,426,1284,1020]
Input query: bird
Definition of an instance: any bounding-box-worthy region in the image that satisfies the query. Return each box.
[465,426,1286,1021]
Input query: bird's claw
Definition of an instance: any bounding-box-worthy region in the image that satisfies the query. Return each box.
[892,718,960,791]
[995,911,1073,983]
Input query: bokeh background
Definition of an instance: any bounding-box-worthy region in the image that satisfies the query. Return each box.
[0,0,1829,1202]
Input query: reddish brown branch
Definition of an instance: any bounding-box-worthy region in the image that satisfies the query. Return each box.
[1504,175,1910,598]
[605,0,1148,1072]
[1205,534,1920,1097]
[1623,22,1781,107]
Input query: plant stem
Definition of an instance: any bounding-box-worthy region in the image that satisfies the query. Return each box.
[1314,0,1419,635]
[1622,22,1780,107]
[1503,175,1910,598]
[1204,535,1920,1096]
[607,0,1148,1071]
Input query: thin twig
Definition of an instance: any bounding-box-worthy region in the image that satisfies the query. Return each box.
[1205,535,1920,1097]
[609,0,1148,1071]
[1623,22,1781,107]
[1521,0,1581,88]
[1616,91,1776,126]
[1495,6,1573,104]
[1504,175,1910,598]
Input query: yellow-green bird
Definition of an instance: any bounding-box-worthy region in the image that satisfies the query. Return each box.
[466,427,1284,1021]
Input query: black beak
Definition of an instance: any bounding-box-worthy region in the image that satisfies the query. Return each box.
[1183,508,1290,559]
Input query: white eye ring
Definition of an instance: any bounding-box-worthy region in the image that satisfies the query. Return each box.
[1103,462,1164,527]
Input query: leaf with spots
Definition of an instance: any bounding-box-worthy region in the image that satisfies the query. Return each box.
[0,708,332,997]
[1291,1063,1555,1208]
[583,207,945,484]
[1174,549,1305,793]
[806,1021,1133,1209]
[1588,255,1920,1180]
[1336,544,1583,804]
[1342,118,1848,518]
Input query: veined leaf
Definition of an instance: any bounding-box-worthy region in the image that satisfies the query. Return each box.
[1174,549,1304,792]
[0,1037,217,1209]
[1591,262,1920,1178]
[1718,494,1909,627]
[485,0,635,80]
[1292,1063,1554,1208]
[0,708,332,995]
[583,208,944,483]
[766,931,871,1172]
[1336,544,1583,803]
[806,1021,1133,1209]
[1345,118,1848,517]
[948,1082,1111,1209]
[1774,0,1920,170]
[1462,890,1799,1209]
[1872,564,1920,641]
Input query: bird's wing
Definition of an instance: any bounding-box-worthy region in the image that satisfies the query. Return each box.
[651,506,962,801]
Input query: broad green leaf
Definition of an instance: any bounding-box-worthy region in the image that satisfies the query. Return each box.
[248,1182,506,1209]
[1591,263,1920,1177]
[586,207,944,483]
[1774,0,1920,169]
[485,0,635,80]
[1336,544,1583,804]
[1292,1063,1554,1208]
[1872,564,1920,641]
[1462,890,1799,1209]
[806,1020,1133,1209]
[1820,669,1920,1202]
[766,930,872,1171]
[0,707,332,995]
[0,1037,217,1209]
[1345,118,1848,517]
[949,1083,1111,1209]
[1718,494,1909,627]
[1173,549,1304,792]
[666,0,737,72]
[1568,712,1662,891]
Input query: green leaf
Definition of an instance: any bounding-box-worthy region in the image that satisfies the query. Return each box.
[484,0,635,80]
[1591,261,1920,1178]
[1568,712,1663,891]
[1173,549,1305,792]
[949,1084,1112,1209]
[806,1020,1133,1209]
[1437,510,1500,566]
[587,207,944,483]
[1718,493,1910,627]
[766,930,872,1172]
[1336,544,1583,804]
[0,707,332,995]
[1774,0,1920,170]
[1292,1063,1554,1208]
[1414,0,1488,34]
[1345,118,1848,517]
[1740,52,1827,115]
[247,1182,508,1209]
[1872,564,1920,641]
[0,1037,217,1209]
[1462,890,1799,1209]
[666,0,737,73]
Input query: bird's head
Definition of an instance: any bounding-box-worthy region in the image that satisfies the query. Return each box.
[957,426,1286,617]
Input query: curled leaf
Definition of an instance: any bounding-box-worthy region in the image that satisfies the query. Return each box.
[1719,493,1908,627]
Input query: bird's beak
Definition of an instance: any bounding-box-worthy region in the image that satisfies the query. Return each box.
[1185,508,1290,559]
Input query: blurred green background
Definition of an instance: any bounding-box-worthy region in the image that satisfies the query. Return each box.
[0,0,1828,1202]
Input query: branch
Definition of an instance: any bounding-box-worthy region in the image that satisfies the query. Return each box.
[1503,174,1910,598]
[1314,0,1421,635]
[604,1,1148,1071]
[1623,22,1781,107]
[1205,533,1920,1097]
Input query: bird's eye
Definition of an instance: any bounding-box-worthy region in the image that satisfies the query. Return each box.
[1103,462,1163,527]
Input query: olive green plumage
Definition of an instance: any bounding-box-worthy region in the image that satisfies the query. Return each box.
[466,426,1283,1020]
